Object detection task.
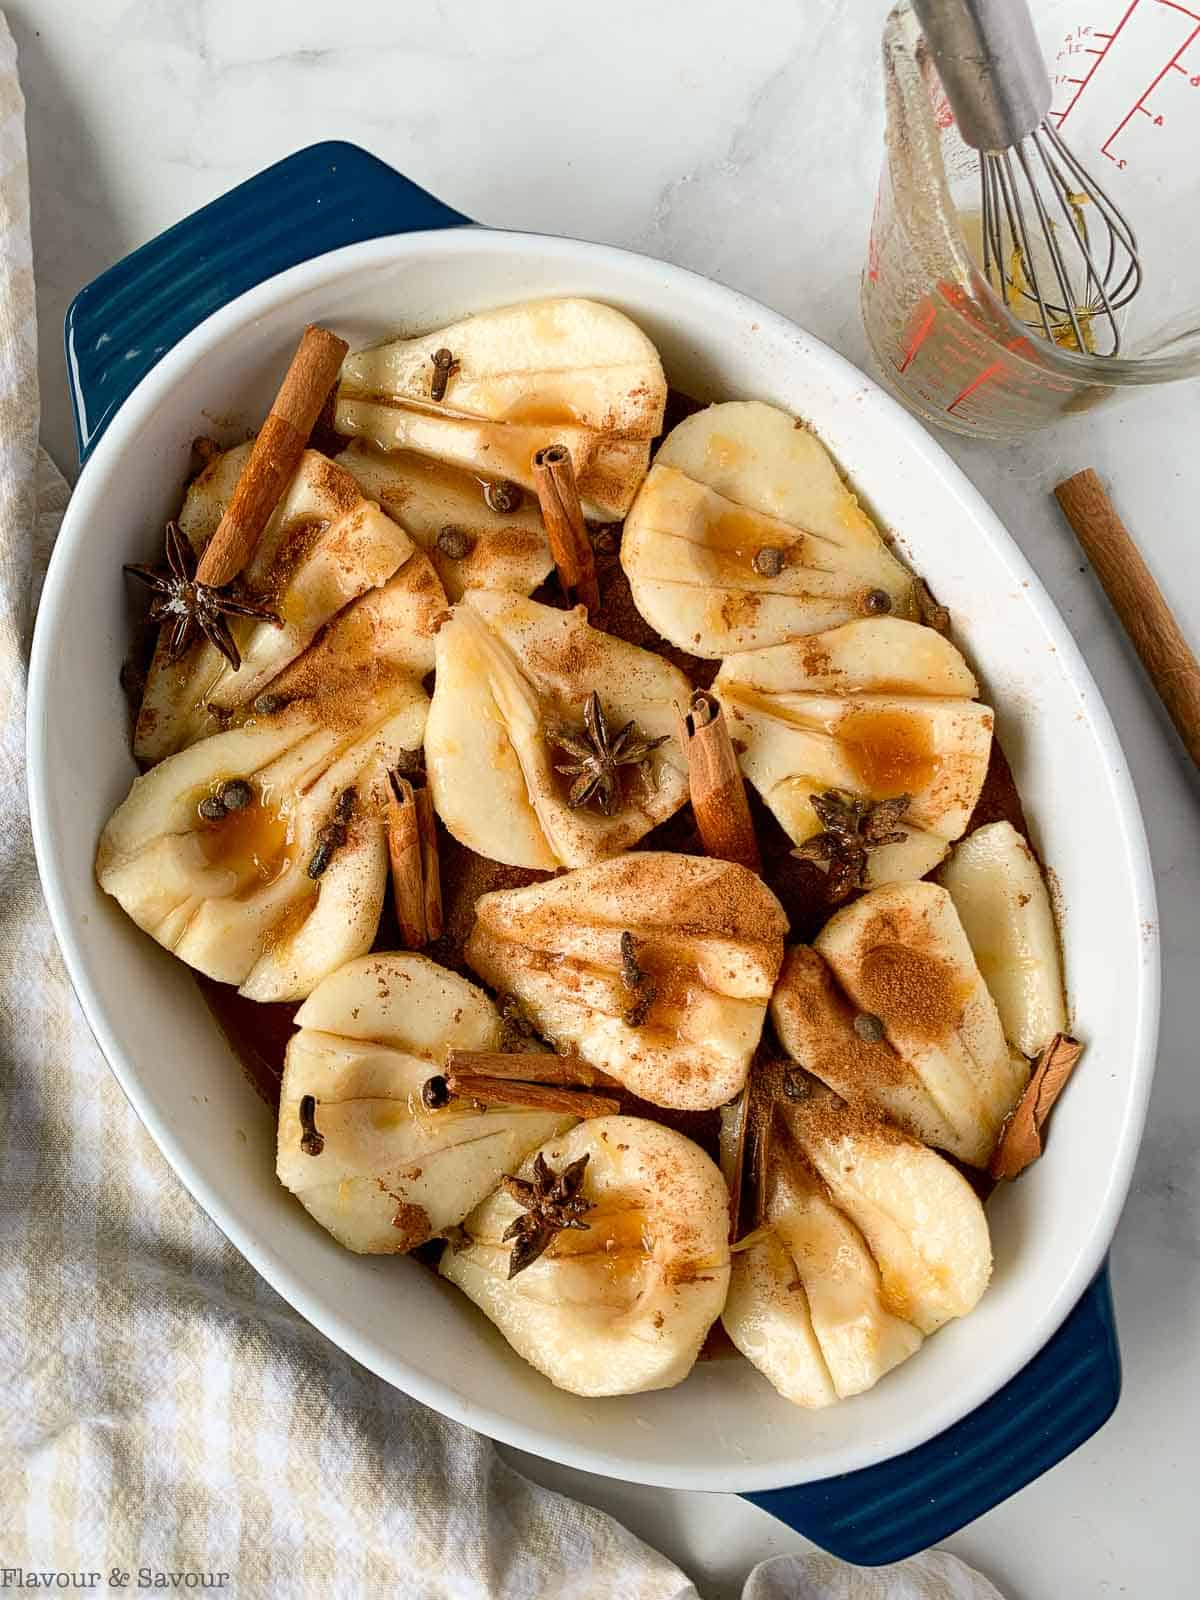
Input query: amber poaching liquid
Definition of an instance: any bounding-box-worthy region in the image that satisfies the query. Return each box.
[863,159,1088,438]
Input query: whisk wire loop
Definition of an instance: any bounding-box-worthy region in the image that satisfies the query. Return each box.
[1041,122,1141,306]
[915,0,1143,358]
[976,131,1141,356]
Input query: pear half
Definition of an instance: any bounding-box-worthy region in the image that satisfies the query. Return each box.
[424,591,691,870]
[786,1085,992,1334]
[714,617,993,884]
[97,679,427,1002]
[277,953,574,1253]
[796,880,1030,1166]
[621,401,915,657]
[440,1116,730,1396]
[466,853,788,1110]
[135,445,446,763]
[334,298,667,520]
[770,944,968,1159]
[722,1068,991,1407]
[723,1157,923,1408]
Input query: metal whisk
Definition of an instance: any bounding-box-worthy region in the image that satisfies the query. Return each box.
[912,0,1142,356]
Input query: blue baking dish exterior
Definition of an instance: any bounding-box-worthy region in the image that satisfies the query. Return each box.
[64,139,1122,1565]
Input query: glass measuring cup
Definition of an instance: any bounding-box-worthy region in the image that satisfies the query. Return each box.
[863,0,1200,437]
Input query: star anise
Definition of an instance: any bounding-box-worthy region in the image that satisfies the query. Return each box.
[791,789,912,903]
[124,521,281,672]
[500,1152,593,1278]
[547,691,669,817]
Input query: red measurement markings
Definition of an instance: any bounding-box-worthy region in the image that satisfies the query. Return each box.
[1101,2,1200,163]
[1053,0,1144,127]
[946,336,1037,416]
[896,300,937,373]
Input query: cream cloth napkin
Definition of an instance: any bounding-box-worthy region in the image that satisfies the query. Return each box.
[0,15,1007,1597]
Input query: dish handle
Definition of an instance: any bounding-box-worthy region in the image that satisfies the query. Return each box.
[65,140,472,466]
[742,1264,1121,1565]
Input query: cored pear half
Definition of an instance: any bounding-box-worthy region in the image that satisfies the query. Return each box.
[440,1116,731,1396]
[278,953,573,1253]
[714,616,993,885]
[424,591,690,870]
[721,1063,991,1407]
[771,879,1030,1166]
[466,853,787,1111]
[335,298,667,521]
[97,678,427,1002]
[621,401,915,657]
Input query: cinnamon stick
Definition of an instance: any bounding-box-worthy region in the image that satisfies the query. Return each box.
[446,1074,620,1119]
[445,1050,623,1090]
[990,1033,1084,1180]
[196,324,349,589]
[387,772,442,948]
[416,785,443,943]
[532,444,600,616]
[678,691,761,871]
[1055,468,1200,770]
[721,1088,750,1243]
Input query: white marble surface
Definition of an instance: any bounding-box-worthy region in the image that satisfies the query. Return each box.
[12,0,1200,1593]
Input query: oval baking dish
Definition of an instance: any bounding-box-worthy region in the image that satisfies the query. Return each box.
[27,143,1158,1562]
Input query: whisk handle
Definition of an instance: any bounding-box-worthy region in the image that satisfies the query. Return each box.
[911,0,1051,151]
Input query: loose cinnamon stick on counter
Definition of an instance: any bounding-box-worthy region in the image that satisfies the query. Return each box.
[445,1050,623,1091]
[387,771,443,948]
[196,324,349,588]
[679,690,761,872]
[1055,468,1200,770]
[990,1033,1084,1181]
[532,444,600,616]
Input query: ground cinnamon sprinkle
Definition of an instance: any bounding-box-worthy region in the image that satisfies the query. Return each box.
[309,453,364,513]
[799,642,835,678]
[257,515,330,601]
[856,942,966,1042]
[815,1032,910,1093]
[526,626,605,692]
[389,1200,433,1250]
[481,527,544,561]
[775,947,911,1091]
[791,1083,908,1150]
[269,654,408,735]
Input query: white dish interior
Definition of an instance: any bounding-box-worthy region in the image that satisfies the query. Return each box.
[28,231,1158,1491]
